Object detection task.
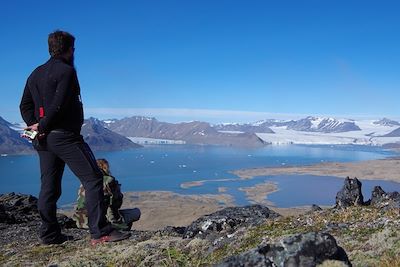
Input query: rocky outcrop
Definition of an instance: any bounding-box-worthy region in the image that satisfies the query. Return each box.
[183,205,280,239]
[216,232,351,267]
[0,193,39,223]
[335,177,363,208]
[335,177,400,210]
[370,186,400,209]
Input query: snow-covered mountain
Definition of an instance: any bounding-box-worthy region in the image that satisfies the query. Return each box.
[256,118,400,146]
[216,117,360,134]
[252,116,360,133]
[373,118,400,127]
[286,117,361,133]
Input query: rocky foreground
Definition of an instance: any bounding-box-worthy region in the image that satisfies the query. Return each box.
[1,178,400,267]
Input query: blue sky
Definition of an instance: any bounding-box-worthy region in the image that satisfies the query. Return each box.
[1,1,399,123]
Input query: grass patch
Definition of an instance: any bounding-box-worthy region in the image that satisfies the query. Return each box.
[160,247,207,267]
[0,253,6,264]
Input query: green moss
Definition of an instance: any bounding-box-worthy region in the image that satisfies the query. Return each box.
[0,253,6,264]
[206,244,231,265]
[160,247,209,267]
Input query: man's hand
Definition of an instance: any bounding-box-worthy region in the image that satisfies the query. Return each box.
[25,123,39,132]
[23,123,45,140]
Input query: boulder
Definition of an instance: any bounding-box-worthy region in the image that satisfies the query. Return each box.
[215,232,352,267]
[0,193,39,223]
[183,205,280,239]
[335,177,364,208]
[370,186,400,209]
[311,204,323,212]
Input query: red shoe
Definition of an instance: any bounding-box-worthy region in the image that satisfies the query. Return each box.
[91,230,131,245]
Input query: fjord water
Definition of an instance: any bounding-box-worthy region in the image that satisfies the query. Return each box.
[1,145,399,207]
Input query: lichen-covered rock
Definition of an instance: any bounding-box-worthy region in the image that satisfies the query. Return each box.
[335,177,364,208]
[215,232,352,267]
[183,205,280,239]
[0,193,39,223]
[156,226,186,237]
[370,186,400,209]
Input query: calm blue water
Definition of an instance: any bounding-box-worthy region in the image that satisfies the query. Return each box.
[0,144,399,207]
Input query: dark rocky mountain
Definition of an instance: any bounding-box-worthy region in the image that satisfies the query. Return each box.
[104,116,267,147]
[0,116,32,154]
[382,127,400,137]
[81,118,142,151]
[373,118,400,127]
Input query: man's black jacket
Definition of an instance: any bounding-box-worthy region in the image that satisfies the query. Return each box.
[20,57,84,134]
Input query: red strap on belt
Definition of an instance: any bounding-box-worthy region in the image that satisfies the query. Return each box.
[39,107,45,118]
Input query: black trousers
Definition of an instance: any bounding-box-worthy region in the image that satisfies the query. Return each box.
[34,130,111,242]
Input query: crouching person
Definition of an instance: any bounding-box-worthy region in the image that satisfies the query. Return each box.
[73,159,141,231]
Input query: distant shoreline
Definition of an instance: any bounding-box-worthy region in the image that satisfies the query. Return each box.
[232,157,400,183]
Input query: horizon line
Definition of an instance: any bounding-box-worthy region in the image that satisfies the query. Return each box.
[84,107,397,123]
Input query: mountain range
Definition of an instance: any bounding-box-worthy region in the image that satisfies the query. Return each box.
[216,116,361,133]
[103,116,266,147]
[102,115,400,147]
[1,115,400,154]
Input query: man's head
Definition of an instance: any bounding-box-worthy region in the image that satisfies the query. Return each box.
[48,30,75,64]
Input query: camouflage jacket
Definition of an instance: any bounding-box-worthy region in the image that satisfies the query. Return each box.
[72,175,129,230]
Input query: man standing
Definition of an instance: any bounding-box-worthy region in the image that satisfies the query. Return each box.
[20,30,130,245]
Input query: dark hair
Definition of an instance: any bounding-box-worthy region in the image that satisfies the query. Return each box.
[48,30,75,57]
